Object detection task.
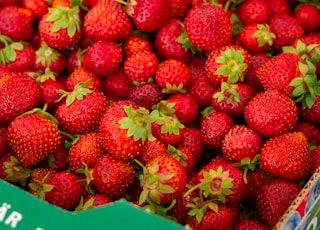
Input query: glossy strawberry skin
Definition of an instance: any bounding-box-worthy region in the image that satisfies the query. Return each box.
[177,127,204,161]
[151,121,184,146]
[0,126,9,158]
[123,35,153,59]
[91,154,135,200]
[260,131,312,181]
[0,73,41,125]
[22,0,50,20]
[135,139,167,165]
[238,0,270,25]
[298,96,320,128]
[7,114,62,167]
[28,167,58,195]
[44,171,82,211]
[294,4,320,32]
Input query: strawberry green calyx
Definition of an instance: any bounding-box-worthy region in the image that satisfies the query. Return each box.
[19,104,60,126]
[187,197,219,224]
[119,105,156,144]
[29,173,54,200]
[36,42,60,67]
[254,24,276,47]
[153,100,176,117]
[290,60,320,109]
[137,160,175,205]
[4,156,31,187]
[162,82,187,94]
[283,40,320,65]
[229,13,244,37]
[37,68,57,83]
[167,145,187,167]
[232,154,260,184]
[215,47,248,83]
[57,80,93,106]
[46,6,81,38]
[142,198,177,222]
[176,31,202,56]
[213,82,240,105]
[0,34,23,65]
[200,106,215,118]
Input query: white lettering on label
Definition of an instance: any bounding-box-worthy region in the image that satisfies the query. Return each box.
[0,202,22,228]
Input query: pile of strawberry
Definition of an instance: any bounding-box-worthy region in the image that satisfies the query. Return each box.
[1,0,320,229]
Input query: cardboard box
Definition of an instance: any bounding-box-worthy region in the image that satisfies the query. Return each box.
[1,167,319,230]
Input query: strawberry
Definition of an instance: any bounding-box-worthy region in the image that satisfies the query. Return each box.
[123,34,153,59]
[83,0,133,42]
[211,82,256,117]
[243,53,270,94]
[222,125,263,169]
[127,82,164,111]
[264,0,292,16]
[154,18,193,64]
[200,111,235,150]
[310,146,320,175]
[7,111,62,167]
[238,0,270,26]
[68,132,105,173]
[298,96,320,128]
[54,82,109,135]
[0,6,34,41]
[205,44,250,87]
[22,0,50,21]
[233,218,269,230]
[76,194,112,211]
[177,127,204,161]
[38,6,82,49]
[155,59,191,93]
[102,68,131,102]
[0,126,9,158]
[90,154,135,200]
[269,14,305,53]
[294,121,320,146]
[126,0,172,33]
[184,4,231,52]
[135,139,167,166]
[185,203,236,230]
[0,72,41,125]
[82,40,123,77]
[166,93,199,126]
[169,0,192,19]
[27,167,57,196]
[0,152,31,187]
[260,131,312,181]
[46,143,69,171]
[66,47,85,74]
[98,100,155,160]
[138,154,187,205]
[43,171,82,210]
[255,179,301,229]
[0,0,21,7]
[167,144,195,175]
[244,90,298,138]
[65,66,102,92]
[123,50,159,84]
[33,42,67,75]
[294,4,320,32]
[238,23,276,54]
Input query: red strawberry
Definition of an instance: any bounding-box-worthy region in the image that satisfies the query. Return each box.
[269,14,305,53]
[167,144,195,174]
[54,82,109,135]
[154,18,193,64]
[298,96,320,128]
[294,121,320,146]
[310,146,320,175]
[0,0,21,7]
[22,0,50,21]
[46,143,69,171]
[205,44,251,87]
[155,59,191,93]
[264,0,292,16]
[127,0,172,32]
[244,90,298,138]
[83,0,133,42]
[185,203,236,230]
[33,42,67,75]
[294,4,320,32]
[239,23,275,54]
[7,111,62,167]
[211,82,256,117]
[166,93,199,126]
[177,127,204,161]
[98,100,155,160]
[38,6,82,49]
[260,131,312,181]
[184,4,232,52]
[238,0,270,26]
[0,72,41,125]
[82,40,123,77]
[255,179,301,229]
[138,154,187,205]
[233,218,269,230]
[66,47,85,74]
[90,154,135,200]
[200,111,235,150]
[169,0,192,19]
[123,50,159,84]
[28,167,57,196]
[66,66,102,92]
[0,152,31,187]
[43,171,82,210]
[0,126,9,158]
[127,82,164,111]
[123,34,153,59]
[102,68,131,102]
[77,194,112,211]
[68,132,105,173]
[135,139,167,166]
[0,6,34,41]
